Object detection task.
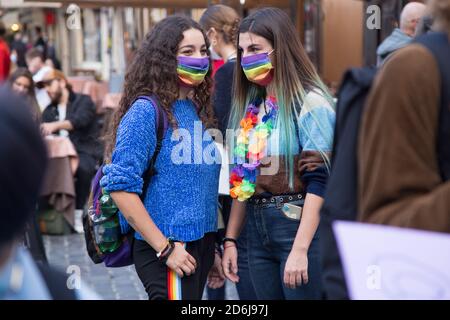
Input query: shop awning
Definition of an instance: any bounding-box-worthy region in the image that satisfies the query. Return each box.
[0,0,62,7]
[25,0,291,9]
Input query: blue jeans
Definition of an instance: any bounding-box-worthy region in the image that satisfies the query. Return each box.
[246,200,322,300]
[235,219,258,300]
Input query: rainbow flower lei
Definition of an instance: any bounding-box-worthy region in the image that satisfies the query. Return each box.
[230,96,278,201]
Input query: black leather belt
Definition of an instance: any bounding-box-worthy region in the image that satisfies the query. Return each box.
[248,193,304,206]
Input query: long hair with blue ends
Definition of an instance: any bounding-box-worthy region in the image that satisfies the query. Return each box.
[228,7,335,189]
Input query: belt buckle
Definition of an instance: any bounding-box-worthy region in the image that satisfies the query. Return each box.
[275,196,283,209]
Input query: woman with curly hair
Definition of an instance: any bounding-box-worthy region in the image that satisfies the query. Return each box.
[100,16,220,300]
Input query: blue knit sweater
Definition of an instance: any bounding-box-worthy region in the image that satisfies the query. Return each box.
[100,98,220,242]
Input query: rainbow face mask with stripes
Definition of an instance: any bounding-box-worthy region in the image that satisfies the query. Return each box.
[241,50,274,86]
[177,56,210,87]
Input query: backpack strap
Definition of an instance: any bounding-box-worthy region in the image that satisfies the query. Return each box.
[135,95,168,200]
[415,32,450,181]
[36,263,77,300]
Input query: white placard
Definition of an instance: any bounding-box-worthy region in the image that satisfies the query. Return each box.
[333,221,450,300]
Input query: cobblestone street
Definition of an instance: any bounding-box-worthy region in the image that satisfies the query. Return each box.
[43,234,239,300]
[44,234,147,300]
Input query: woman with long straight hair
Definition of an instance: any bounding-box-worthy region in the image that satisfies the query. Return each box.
[8,67,41,123]
[101,16,220,300]
[222,7,335,300]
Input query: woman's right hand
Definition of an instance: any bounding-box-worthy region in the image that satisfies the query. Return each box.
[222,245,239,283]
[165,243,197,277]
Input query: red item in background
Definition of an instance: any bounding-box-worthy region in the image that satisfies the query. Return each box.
[0,39,11,83]
[212,59,224,77]
[45,11,56,25]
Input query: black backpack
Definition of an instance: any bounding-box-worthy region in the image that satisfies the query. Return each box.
[320,32,450,299]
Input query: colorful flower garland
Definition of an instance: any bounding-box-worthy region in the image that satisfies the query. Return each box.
[230,96,278,201]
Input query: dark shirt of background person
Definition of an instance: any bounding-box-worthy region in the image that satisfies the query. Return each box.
[10,33,28,68]
[34,26,47,60]
[213,59,235,136]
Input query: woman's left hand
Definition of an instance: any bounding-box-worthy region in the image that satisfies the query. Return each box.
[207,252,226,289]
[283,249,308,289]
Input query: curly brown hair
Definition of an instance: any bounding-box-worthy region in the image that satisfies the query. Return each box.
[104,15,216,161]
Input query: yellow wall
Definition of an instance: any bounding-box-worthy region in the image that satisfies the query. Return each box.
[321,0,364,86]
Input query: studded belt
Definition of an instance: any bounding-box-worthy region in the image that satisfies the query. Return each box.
[248,193,304,208]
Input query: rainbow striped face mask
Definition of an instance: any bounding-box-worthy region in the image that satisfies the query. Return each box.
[241,50,274,86]
[177,56,210,87]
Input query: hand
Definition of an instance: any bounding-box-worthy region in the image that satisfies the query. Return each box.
[40,122,59,136]
[207,251,226,289]
[284,249,309,289]
[222,245,239,283]
[165,243,197,278]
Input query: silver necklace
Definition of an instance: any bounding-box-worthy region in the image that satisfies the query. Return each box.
[226,51,237,61]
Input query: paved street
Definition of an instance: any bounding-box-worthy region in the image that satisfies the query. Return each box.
[44,234,147,300]
[43,234,239,300]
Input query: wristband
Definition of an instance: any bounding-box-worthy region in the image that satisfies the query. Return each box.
[222,237,237,246]
[156,238,175,261]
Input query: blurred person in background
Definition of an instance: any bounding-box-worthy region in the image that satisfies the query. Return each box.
[39,69,101,234]
[8,68,41,123]
[201,4,240,135]
[200,4,258,301]
[34,26,47,60]
[358,0,450,232]
[26,48,52,111]
[416,15,435,36]
[7,68,46,265]
[10,32,28,69]
[0,21,11,83]
[377,2,427,65]
[45,38,61,70]
[0,87,98,299]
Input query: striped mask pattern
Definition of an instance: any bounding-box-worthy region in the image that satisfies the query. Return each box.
[177,56,210,87]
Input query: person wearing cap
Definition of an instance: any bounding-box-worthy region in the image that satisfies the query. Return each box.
[0,87,99,299]
[39,69,101,233]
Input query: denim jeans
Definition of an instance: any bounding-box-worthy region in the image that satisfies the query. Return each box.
[235,219,258,300]
[246,199,322,300]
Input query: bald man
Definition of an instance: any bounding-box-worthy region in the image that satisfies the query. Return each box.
[376,1,427,66]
